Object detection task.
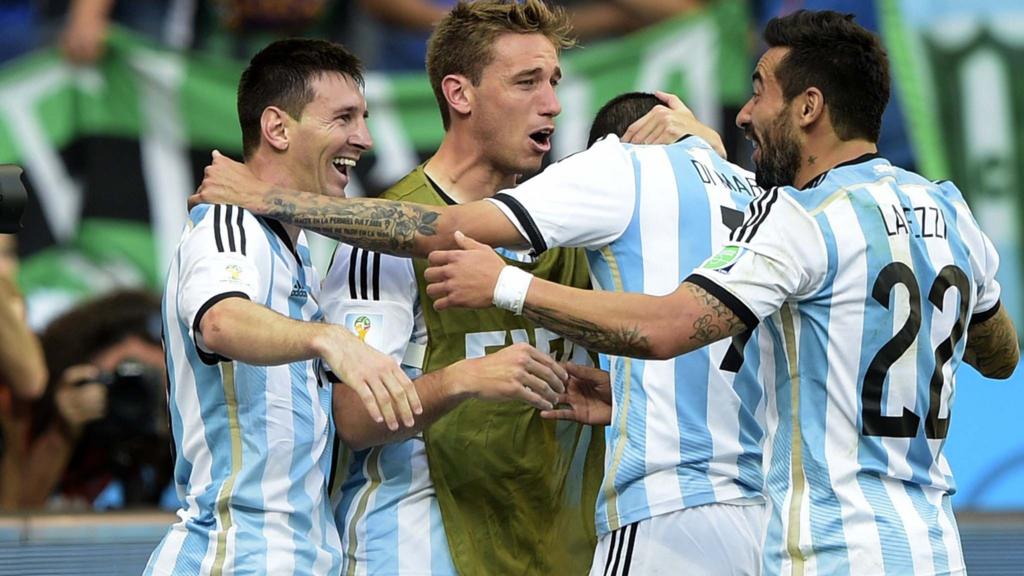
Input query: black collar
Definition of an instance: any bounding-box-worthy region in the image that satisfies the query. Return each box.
[258,216,301,264]
[424,173,458,206]
[802,153,882,190]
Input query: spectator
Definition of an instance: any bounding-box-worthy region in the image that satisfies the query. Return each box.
[59,0,171,64]
[21,289,171,510]
[0,234,47,510]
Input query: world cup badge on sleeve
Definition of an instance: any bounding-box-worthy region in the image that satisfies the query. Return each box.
[345,313,384,350]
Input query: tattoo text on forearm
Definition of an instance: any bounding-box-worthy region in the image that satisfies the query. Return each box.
[265,192,441,256]
[523,305,651,357]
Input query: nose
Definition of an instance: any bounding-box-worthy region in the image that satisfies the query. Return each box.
[736,97,754,130]
[540,81,561,118]
[351,118,373,151]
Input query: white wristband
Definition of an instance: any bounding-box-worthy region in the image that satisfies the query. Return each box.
[492,265,534,315]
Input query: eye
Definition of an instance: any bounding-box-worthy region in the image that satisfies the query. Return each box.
[550,78,560,88]
[336,113,352,124]
[518,78,537,88]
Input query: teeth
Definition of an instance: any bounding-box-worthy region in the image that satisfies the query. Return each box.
[332,157,356,167]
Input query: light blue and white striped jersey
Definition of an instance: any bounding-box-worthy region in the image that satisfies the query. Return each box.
[322,245,457,576]
[691,155,1002,575]
[490,135,767,535]
[146,205,342,576]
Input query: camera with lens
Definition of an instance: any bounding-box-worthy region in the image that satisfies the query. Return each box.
[78,359,164,445]
[0,165,28,234]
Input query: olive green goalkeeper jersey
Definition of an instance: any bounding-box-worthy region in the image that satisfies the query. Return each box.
[383,165,604,576]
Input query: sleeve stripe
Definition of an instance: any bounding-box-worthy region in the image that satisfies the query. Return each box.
[492,192,548,254]
[236,205,246,256]
[225,205,237,252]
[732,187,779,243]
[742,188,780,242]
[970,299,1001,327]
[359,248,370,300]
[348,247,359,299]
[372,252,381,301]
[213,204,225,252]
[346,247,382,301]
[684,274,760,330]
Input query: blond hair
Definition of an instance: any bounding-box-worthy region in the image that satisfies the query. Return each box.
[426,0,575,129]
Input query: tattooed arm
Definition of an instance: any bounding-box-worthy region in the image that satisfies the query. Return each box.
[192,151,528,257]
[520,280,747,359]
[963,303,1019,379]
[424,233,748,359]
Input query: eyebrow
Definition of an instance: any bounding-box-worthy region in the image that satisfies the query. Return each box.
[514,67,543,79]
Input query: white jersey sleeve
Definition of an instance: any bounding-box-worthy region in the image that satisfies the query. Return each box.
[321,244,421,366]
[949,192,1002,318]
[687,187,828,324]
[487,135,636,252]
[178,205,268,360]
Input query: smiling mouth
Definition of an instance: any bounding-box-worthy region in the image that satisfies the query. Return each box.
[332,157,356,176]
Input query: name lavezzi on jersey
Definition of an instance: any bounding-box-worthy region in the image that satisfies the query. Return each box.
[694,155,1000,575]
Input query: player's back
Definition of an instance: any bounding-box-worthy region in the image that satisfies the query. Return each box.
[759,156,998,574]
[589,137,767,534]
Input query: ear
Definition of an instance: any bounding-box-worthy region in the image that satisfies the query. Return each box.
[796,87,824,128]
[441,74,473,120]
[260,106,291,153]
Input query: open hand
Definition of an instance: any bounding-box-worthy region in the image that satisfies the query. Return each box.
[622,91,727,158]
[189,150,273,213]
[425,231,505,311]
[453,343,567,410]
[322,326,422,431]
[540,362,612,425]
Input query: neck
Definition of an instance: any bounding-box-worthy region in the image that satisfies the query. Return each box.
[247,154,303,244]
[424,127,518,203]
[794,136,878,189]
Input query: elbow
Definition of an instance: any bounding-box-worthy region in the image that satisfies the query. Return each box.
[198,304,233,357]
[336,425,375,452]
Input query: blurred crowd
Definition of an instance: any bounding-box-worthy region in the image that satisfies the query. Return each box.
[0,0,923,513]
[0,0,710,69]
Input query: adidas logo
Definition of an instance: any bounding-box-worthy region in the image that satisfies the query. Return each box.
[290,281,308,299]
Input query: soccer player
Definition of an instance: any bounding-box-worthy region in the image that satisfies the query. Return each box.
[423,11,1018,575]
[324,3,600,574]
[193,88,770,573]
[145,39,421,575]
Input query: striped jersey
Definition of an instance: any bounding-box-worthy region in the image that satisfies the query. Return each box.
[322,244,457,576]
[146,205,341,576]
[490,135,767,535]
[690,155,1002,575]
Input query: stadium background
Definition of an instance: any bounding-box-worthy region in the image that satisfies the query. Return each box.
[0,0,1022,574]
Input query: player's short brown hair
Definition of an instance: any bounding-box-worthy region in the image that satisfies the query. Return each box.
[426,0,575,129]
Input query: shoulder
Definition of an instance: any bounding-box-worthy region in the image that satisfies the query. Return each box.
[381,166,437,203]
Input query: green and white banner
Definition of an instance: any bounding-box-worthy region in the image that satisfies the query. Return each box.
[0,1,749,327]
[882,0,1024,338]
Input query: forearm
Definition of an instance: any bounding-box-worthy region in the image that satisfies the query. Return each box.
[335,362,467,450]
[522,279,745,359]
[359,0,448,30]
[611,0,705,21]
[0,283,46,399]
[200,297,339,365]
[963,305,1019,379]
[21,423,77,508]
[261,189,448,258]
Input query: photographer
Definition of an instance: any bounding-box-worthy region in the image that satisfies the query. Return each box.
[21,289,171,510]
